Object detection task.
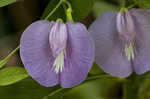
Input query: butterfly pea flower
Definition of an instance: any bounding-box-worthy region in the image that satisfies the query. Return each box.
[89,9,150,77]
[20,20,94,88]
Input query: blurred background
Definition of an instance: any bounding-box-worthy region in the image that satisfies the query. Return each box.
[0,0,150,99]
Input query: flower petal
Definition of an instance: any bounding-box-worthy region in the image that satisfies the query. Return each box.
[60,22,94,88]
[116,11,136,44]
[20,20,59,87]
[88,11,132,77]
[49,21,67,57]
[130,9,150,74]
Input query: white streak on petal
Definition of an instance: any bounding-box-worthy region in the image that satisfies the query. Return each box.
[53,49,66,73]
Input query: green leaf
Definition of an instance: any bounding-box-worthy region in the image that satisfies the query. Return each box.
[68,0,95,21]
[138,71,150,99]
[43,75,121,99]
[121,72,150,99]
[92,0,118,18]
[0,74,122,99]
[63,79,122,99]
[0,0,20,7]
[43,88,68,99]
[41,0,94,21]
[0,67,29,86]
[139,0,150,9]
[89,62,105,75]
[122,74,139,99]
[0,78,62,99]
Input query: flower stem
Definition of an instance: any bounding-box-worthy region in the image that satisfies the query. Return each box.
[44,0,65,20]
[122,83,128,99]
[6,45,20,59]
[86,74,127,83]
[66,8,74,22]
[0,45,20,68]
[63,0,72,10]
[43,88,64,99]
[62,0,74,22]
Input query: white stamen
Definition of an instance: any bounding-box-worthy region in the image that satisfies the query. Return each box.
[124,42,135,61]
[53,49,66,73]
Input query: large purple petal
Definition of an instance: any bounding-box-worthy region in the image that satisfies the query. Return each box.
[60,22,94,88]
[130,9,150,74]
[20,20,59,87]
[88,11,132,77]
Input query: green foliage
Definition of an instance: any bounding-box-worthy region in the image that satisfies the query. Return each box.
[0,75,122,99]
[0,67,29,86]
[41,0,65,21]
[0,78,62,99]
[43,75,122,99]
[122,72,150,99]
[92,0,118,18]
[139,0,150,9]
[68,0,94,21]
[122,73,140,99]
[63,79,121,99]
[0,0,21,7]
[138,71,150,99]
[41,0,94,22]
[43,88,68,99]
[89,62,105,75]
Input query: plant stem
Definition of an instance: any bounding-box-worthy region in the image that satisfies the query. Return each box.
[0,45,20,68]
[66,8,73,22]
[63,0,74,22]
[6,45,20,59]
[44,0,65,20]
[43,88,64,99]
[63,0,72,10]
[86,74,127,83]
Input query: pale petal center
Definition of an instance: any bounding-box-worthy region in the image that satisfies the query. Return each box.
[53,49,66,74]
[116,11,136,44]
[49,21,68,73]
[124,42,135,61]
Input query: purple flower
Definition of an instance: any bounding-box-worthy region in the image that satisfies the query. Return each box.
[20,20,94,88]
[88,9,150,77]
